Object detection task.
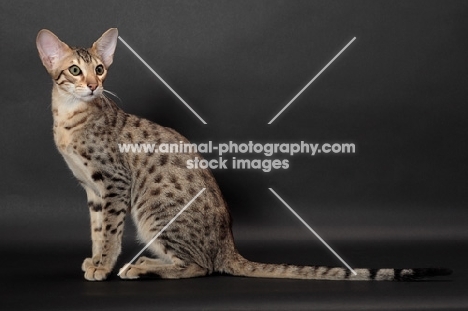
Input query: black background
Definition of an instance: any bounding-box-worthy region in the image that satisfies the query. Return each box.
[1,1,467,310]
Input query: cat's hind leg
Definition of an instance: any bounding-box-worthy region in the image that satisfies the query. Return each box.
[119,258,208,280]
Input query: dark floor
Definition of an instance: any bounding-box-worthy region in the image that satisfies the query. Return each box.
[1,240,466,310]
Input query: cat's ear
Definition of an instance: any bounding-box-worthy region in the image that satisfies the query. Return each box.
[36,29,71,72]
[92,28,118,68]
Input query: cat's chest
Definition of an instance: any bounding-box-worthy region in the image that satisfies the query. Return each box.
[53,107,89,153]
[54,113,105,196]
[54,126,74,153]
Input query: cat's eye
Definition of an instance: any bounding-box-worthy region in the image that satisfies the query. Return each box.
[95,65,104,75]
[69,65,82,76]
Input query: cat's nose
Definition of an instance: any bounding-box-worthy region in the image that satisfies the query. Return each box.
[88,83,98,91]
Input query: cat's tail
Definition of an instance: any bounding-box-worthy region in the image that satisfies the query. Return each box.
[222,252,452,281]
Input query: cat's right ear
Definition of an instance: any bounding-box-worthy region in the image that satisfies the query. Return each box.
[36,29,71,72]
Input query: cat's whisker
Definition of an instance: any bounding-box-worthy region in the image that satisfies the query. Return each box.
[103,89,121,102]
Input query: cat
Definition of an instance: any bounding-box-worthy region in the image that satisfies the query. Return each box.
[36,28,451,281]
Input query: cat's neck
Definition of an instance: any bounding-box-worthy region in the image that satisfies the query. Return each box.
[51,84,89,119]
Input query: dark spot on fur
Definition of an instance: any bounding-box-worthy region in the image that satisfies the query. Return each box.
[132,192,140,206]
[111,176,130,185]
[88,202,102,212]
[172,157,183,167]
[138,176,147,191]
[120,114,128,128]
[159,154,169,166]
[132,155,140,167]
[219,223,227,240]
[369,269,379,280]
[80,151,91,161]
[154,174,163,183]
[179,218,189,225]
[142,130,149,139]
[151,188,161,196]
[186,173,194,182]
[91,172,103,182]
[169,175,177,183]
[165,192,174,198]
[108,209,126,216]
[148,165,155,174]
[150,202,162,210]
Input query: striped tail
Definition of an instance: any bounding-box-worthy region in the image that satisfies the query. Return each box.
[224,253,452,281]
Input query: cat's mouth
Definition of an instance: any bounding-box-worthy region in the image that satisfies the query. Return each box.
[73,92,97,103]
[80,89,101,101]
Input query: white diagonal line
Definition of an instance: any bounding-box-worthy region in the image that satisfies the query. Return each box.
[268,37,356,124]
[118,36,207,124]
[118,188,206,276]
[268,187,357,275]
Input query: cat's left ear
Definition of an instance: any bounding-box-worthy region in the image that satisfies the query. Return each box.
[92,28,118,68]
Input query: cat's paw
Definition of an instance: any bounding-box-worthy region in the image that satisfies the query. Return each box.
[81,257,111,281]
[135,256,163,265]
[118,264,142,280]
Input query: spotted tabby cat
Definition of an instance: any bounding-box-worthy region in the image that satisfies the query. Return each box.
[36,28,450,281]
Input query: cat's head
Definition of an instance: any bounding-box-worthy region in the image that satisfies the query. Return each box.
[36,28,118,102]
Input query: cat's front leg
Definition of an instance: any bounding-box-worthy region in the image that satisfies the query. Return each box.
[82,186,128,281]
